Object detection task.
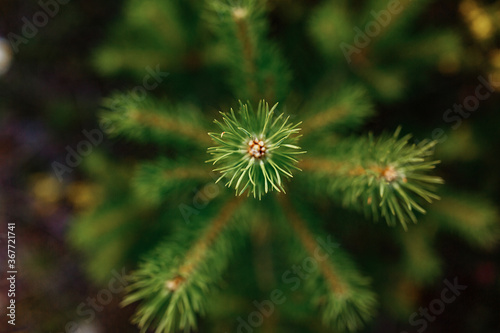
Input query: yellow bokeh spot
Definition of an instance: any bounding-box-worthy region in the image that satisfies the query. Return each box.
[460,0,494,40]
[30,173,63,204]
[490,49,500,68]
[66,182,102,211]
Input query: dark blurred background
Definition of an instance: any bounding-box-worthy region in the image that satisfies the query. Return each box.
[1,0,500,332]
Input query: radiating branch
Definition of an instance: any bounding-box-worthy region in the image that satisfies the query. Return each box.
[278,195,347,295]
[277,195,377,331]
[297,130,443,229]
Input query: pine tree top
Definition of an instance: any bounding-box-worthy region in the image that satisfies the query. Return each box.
[208,100,305,199]
[69,0,484,332]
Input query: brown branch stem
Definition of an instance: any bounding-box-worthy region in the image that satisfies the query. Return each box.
[163,166,213,181]
[130,110,212,146]
[277,195,347,295]
[301,107,347,137]
[299,157,399,182]
[232,9,259,101]
[177,196,245,278]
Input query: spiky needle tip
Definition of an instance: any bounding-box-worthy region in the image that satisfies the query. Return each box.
[208,100,305,199]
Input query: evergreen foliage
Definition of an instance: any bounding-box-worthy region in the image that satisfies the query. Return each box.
[68,0,500,332]
[299,129,443,229]
[206,0,291,103]
[123,197,248,333]
[308,0,463,101]
[208,101,304,199]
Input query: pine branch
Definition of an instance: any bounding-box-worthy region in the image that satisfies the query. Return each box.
[178,196,244,277]
[249,212,277,291]
[278,196,346,294]
[207,0,290,102]
[134,158,214,204]
[298,129,443,229]
[232,5,258,100]
[277,195,377,331]
[309,0,429,64]
[122,196,246,333]
[360,0,431,38]
[428,191,500,249]
[94,49,168,76]
[308,0,457,101]
[396,225,441,285]
[308,0,354,59]
[101,94,212,147]
[93,0,196,76]
[355,0,425,59]
[300,85,374,138]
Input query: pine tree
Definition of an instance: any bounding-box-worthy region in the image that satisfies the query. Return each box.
[70,0,500,332]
